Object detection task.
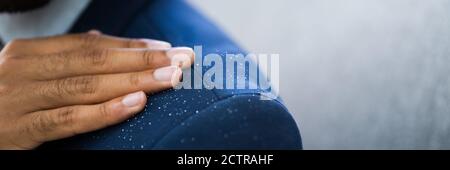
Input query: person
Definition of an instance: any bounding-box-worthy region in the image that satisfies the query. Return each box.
[0,0,302,149]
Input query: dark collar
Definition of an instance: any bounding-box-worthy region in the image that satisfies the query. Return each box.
[69,0,151,36]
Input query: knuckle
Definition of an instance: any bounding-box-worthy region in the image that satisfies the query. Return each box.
[52,76,99,97]
[125,39,135,48]
[25,108,76,141]
[30,113,56,136]
[128,72,142,86]
[84,49,109,66]
[98,104,110,120]
[141,50,155,67]
[77,33,101,48]
[39,52,67,74]
[68,76,99,95]
[54,107,76,127]
[98,103,117,127]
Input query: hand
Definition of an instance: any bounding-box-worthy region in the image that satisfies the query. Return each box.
[0,32,194,149]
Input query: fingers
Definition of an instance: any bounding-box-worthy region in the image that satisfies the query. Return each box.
[29,66,182,110]
[0,31,195,149]
[23,47,194,80]
[5,32,172,55]
[20,91,147,144]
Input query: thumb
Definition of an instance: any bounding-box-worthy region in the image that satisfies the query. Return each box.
[19,91,147,148]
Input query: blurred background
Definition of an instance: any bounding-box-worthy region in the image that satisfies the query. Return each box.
[188,0,450,149]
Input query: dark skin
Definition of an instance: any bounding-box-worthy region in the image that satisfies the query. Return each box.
[0,1,195,149]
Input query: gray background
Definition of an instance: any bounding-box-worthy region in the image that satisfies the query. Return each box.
[188,0,450,149]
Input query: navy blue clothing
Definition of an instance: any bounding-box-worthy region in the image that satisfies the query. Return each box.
[39,0,302,149]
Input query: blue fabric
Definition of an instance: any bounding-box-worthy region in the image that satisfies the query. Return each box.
[39,0,302,149]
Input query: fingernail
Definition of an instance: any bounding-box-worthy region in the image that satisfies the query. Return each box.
[139,39,172,49]
[87,30,101,35]
[166,47,194,68]
[122,92,144,107]
[153,66,182,84]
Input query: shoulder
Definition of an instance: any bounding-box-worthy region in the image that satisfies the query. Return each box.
[153,94,303,149]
